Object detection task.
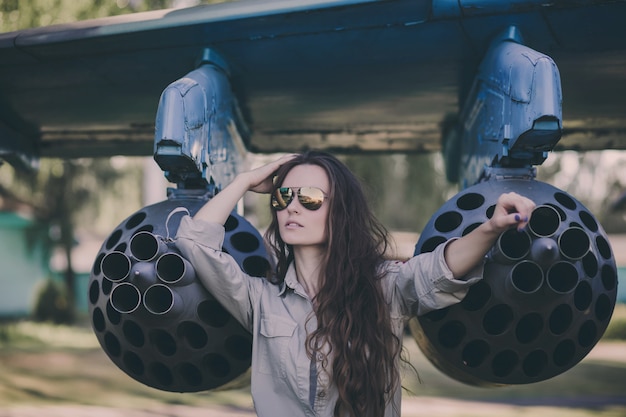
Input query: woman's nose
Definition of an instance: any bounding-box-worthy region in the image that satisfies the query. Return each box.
[286,199,301,213]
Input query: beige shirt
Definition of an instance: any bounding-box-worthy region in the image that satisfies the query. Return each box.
[175,216,482,417]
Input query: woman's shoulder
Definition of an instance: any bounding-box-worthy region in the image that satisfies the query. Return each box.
[379,258,410,275]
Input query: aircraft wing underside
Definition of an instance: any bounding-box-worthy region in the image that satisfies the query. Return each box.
[1,0,626,166]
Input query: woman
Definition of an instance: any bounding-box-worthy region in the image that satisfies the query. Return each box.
[175,151,535,417]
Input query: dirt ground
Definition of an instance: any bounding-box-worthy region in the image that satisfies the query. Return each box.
[2,396,626,417]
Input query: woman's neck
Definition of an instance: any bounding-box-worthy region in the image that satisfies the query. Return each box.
[292,245,325,300]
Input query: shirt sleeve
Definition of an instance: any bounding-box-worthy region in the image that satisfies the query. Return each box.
[174,215,262,331]
[385,238,484,317]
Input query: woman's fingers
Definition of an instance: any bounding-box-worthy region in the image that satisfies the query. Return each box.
[493,192,536,232]
[248,154,298,193]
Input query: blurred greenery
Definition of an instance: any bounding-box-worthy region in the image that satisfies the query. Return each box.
[0,0,235,32]
[537,151,626,233]
[32,279,74,324]
[0,157,144,322]
[344,154,457,233]
[604,304,626,340]
[1,0,131,32]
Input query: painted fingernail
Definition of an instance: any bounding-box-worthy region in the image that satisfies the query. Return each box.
[514,214,521,221]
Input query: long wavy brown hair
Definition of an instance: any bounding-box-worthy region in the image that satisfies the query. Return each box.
[265,151,401,417]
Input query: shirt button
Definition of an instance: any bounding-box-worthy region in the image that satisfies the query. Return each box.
[317,353,324,361]
[318,390,326,398]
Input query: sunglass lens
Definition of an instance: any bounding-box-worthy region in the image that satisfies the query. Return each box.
[298,187,325,210]
[271,187,293,210]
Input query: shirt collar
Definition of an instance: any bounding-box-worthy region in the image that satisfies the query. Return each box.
[278,262,303,297]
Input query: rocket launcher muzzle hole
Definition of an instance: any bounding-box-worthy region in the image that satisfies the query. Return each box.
[547,262,579,294]
[528,205,561,237]
[509,261,544,294]
[558,227,590,260]
[493,229,531,263]
[130,231,167,262]
[101,252,131,282]
[110,283,141,314]
[156,252,194,285]
[144,284,179,315]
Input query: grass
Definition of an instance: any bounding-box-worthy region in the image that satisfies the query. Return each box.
[0,317,625,417]
[604,303,626,340]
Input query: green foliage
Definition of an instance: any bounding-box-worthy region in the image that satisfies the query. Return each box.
[0,157,146,315]
[343,153,457,232]
[0,322,42,347]
[537,151,626,234]
[0,320,99,349]
[603,304,626,340]
[0,0,236,33]
[32,279,74,324]
[0,0,128,32]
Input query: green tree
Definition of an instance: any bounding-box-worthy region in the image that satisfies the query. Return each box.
[0,0,231,32]
[344,153,456,233]
[1,0,128,32]
[0,158,140,321]
[537,150,626,233]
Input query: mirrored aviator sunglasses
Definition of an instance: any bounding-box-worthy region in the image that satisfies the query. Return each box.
[271,186,327,211]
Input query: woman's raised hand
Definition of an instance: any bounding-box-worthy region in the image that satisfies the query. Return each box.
[193,154,297,225]
[244,154,298,194]
[443,192,535,278]
[489,192,536,233]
